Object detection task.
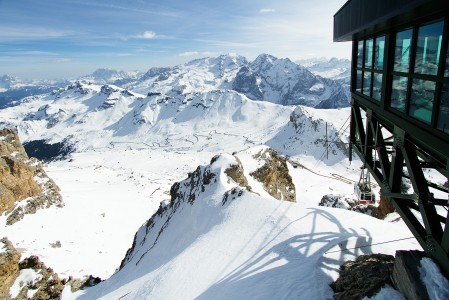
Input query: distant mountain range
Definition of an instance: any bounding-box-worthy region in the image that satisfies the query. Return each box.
[0,53,352,153]
[0,54,350,110]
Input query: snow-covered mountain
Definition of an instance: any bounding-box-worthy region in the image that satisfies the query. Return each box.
[125,54,247,95]
[68,148,419,299]
[79,68,143,86]
[123,54,349,108]
[232,54,349,108]
[296,57,351,81]
[0,54,350,111]
[0,75,69,109]
[0,76,352,162]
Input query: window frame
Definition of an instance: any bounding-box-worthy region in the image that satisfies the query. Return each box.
[354,35,386,101]
[388,19,446,129]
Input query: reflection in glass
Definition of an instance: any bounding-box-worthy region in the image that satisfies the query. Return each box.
[394,29,413,72]
[356,70,362,92]
[409,79,435,124]
[391,76,408,112]
[363,71,371,96]
[374,36,385,70]
[445,40,449,77]
[372,73,382,101]
[437,84,449,134]
[365,39,373,68]
[415,21,443,75]
[357,40,363,68]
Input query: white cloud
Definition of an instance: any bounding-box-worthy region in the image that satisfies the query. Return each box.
[132,31,157,39]
[178,51,218,57]
[259,8,275,13]
[179,51,199,57]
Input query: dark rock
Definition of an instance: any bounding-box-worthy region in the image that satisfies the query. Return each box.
[330,253,396,300]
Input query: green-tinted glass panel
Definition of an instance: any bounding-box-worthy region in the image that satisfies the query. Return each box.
[357,40,363,68]
[372,73,382,101]
[394,29,413,72]
[409,79,435,124]
[363,71,371,96]
[437,84,449,134]
[415,21,443,75]
[365,39,373,68]
[374,36,385,70]
[391,76,408,112]
[356,70,362,92]
[445,40,449,77]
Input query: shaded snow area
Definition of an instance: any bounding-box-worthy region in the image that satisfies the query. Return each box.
[64,153,420,300]
[420,257,449,300]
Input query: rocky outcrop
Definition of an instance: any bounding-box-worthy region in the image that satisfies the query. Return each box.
[0,128,64,225]
[250,148,295,202]
[319,194,397,221]
[13,255,66,300]
[0,238,65,300]
[0,238,101,299]
[371,195,395,219]
[319,194,359,209]
[330,253,396,300]
[224,156,251,191]
[0,238,21,297]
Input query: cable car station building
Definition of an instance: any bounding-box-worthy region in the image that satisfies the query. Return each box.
[334,0,449,275]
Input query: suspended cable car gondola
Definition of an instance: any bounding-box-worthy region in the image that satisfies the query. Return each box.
[354,167,376,204]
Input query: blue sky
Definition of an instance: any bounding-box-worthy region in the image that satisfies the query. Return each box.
[0,0,351,79]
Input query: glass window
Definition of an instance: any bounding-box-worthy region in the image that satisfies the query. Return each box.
[414,21,444,75]
[357,40,363,68]
[372,73,383,101]
[374,36,385,70]
[365,39,373,68]
[356,70,362,92]
[409,79,435,124]
[391,76,408,112]
[445,40,449,77]
[394,29,413,72]
[363,71,371,96]
[437,84,449,134]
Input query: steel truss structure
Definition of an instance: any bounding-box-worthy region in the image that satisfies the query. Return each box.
[350,98,449,275]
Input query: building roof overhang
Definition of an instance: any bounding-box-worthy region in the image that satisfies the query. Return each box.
[334,0,449,42]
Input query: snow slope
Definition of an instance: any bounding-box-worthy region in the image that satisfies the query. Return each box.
[68,151,419,300]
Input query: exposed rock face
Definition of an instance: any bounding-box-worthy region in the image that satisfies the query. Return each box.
[0,238,21,298]
[232,54,349,107]
[0,238,67,300]
[372,195,395,219]
[0,128,64,225]
[250,148,296,202]
[330,253,396,300]
[0,238,101,299]
[0,128,42,215]
[224,156,250,191]
[319,194,358,209]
